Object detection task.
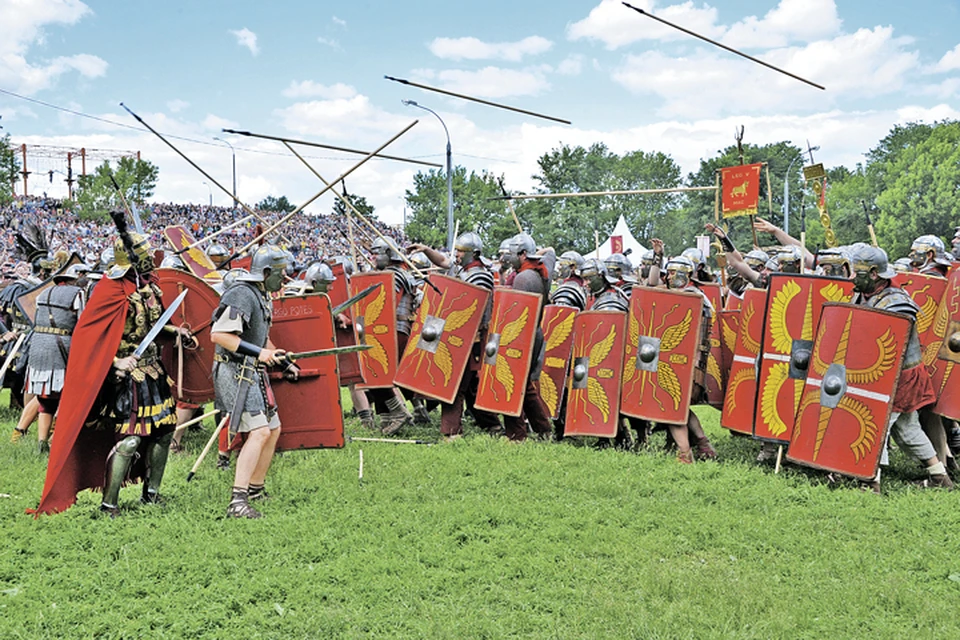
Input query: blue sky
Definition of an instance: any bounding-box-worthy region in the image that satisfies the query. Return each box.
[1,0,958,226]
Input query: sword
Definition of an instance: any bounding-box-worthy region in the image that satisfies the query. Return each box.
[279,344,371,365]
[332,283,382,317]
[228,358,255,441]
[132,290,188,358]
[0,333,26,388]
[109,174,144,236]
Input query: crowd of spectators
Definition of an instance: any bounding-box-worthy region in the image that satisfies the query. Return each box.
[0,196,406,273]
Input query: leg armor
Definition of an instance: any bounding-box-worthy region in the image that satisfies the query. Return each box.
[102,435,141,512]
[142,431,173,503]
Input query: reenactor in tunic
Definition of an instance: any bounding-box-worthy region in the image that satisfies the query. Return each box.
[848,244,953,491]
[211,245,295,519]
[26,264,85,453]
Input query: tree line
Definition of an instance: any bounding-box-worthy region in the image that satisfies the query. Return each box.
[403,120,960,262]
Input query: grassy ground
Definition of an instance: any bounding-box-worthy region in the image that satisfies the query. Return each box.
[1,389,959,639]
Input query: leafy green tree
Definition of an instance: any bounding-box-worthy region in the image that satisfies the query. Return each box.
[332,184,376,221]
[404,167,516,251]
[256,195,296,213]
[0,134,20,206]
[73,156,159,221]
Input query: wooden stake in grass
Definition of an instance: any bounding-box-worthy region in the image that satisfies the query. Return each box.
[775,445,784,475]
[359,449,364,487]
[187,415,229,482]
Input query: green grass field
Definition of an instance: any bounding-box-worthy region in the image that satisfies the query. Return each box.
[1,389,959,639]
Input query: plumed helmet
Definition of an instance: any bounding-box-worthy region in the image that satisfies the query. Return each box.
[113,232,154,273]
[680,247,705,269]
[304,261,336,290]
[239,244,289,283]
[454,232,483,256]
[603,253,633,279]
[849,243,896,279]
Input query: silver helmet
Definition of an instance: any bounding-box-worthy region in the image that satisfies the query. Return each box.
[303,261,336,293]
[817,247,851,278]
[850,243,896,294]
[499,233,535,271]
[454,232,483,267]
[329,255,355,276]
[680,247,705,270]
[238,244,289,292]
[207,243,229,267]
[371,237,403,269]
[578,258,616,295]
[744,249,768,272]
[603,253,633,280]
[909,234,951,267]
[775,245,803,273]
[409,251,432,272]
[557,250,584,280]
[160,253,187,270]
[664,255,695,289]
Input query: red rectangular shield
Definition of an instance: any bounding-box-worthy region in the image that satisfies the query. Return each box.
[755,274,854,443]
[721,163,763,218]
[564,310,627,438]
[163,225,223,282]
[474,288,542,417]
[620,287,704,425]
[325,263,364,386]
[787,303,910,480]
[720,288,767,435]
[269,294,344,449]
[395,274,489,404]
[892,272,948,370]
[718,309,740,384]
[931,268,960,418]
[539,305,578,419]
[351,272,398,389]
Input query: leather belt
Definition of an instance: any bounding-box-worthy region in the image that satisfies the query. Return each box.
[34,326,70,336]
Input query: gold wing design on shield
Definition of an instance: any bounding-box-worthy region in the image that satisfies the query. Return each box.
[707,352,722,387]
[589,325,616,367]
[724,368,755,413]
[587,377,610,423]
[656,360,682,410]
[839,396,878,463]
[933,297,950,339]
[628,308,640,345]
[539,372,559,416]
[545,311,575,351]
[792,388,821,442]
[741,302,761,355]
[819,282,850,304]
[845,328,897,385]
[660,308,692,352]
[722,317,738,352]
[434,341,453,386]
[495,353,515,402]
[810,320,831,377]
[444,299,478,332]
[760,362,790,438]
[500,306,529,346]
[364,286,386,324]
[404,292,430,359]
[916,292,939,337]
[364,331,389,375]
[769,279,800,354]
[923,341,941,367]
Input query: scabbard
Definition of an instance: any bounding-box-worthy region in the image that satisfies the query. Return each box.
[228,356,256,441]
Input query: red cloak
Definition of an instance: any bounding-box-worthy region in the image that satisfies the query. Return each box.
[29,276,134,516]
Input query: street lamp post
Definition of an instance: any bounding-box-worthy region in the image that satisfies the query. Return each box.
[402,99,454,252]
[213,137,237,209]
[201,181,212,207]
[783,146,817,236]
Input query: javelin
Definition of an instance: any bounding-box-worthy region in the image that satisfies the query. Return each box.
[621,2,825,91]
[490,186,717,200]
[222,128,441,169]
[384,75,572,125]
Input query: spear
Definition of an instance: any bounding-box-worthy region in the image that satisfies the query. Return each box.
[860,199,879,247]
[489,186,716,200]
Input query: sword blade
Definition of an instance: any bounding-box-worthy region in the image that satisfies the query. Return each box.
[285,344,372,361]
[332,283,382,316]
[133,289,188,358]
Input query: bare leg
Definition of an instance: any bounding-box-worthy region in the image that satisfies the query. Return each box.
[233,427,272,491]
[249,426,281,486]
[670,423,692,463]
[14,395,39,437]
[170,406,198,451]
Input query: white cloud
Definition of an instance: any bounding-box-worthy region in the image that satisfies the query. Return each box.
[568,0,723,49]
[412,66,551,99]
[167,99,190,113]
[935,43,960,72]
[332,16,346,28]
[722,0,842,49]
[230,28,259,56]
[274,95,410,141]
[317,36,342,50]
[611,26,919,118]
[283,81,356,100]
[202,114,239,131]
[0,0,107,94]
[556,55,584,76]
[429,36,552,62]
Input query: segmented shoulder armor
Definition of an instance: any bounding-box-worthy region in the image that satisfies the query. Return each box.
[549,282,587,310]
[461,265,495,291]
[870,287,920,318]
[591,287,629,312]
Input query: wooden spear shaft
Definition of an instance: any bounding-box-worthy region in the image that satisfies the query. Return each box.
[181,214,254,251]
[493,186,717,200]
[238,120,419,255]
[282,141,431,282]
